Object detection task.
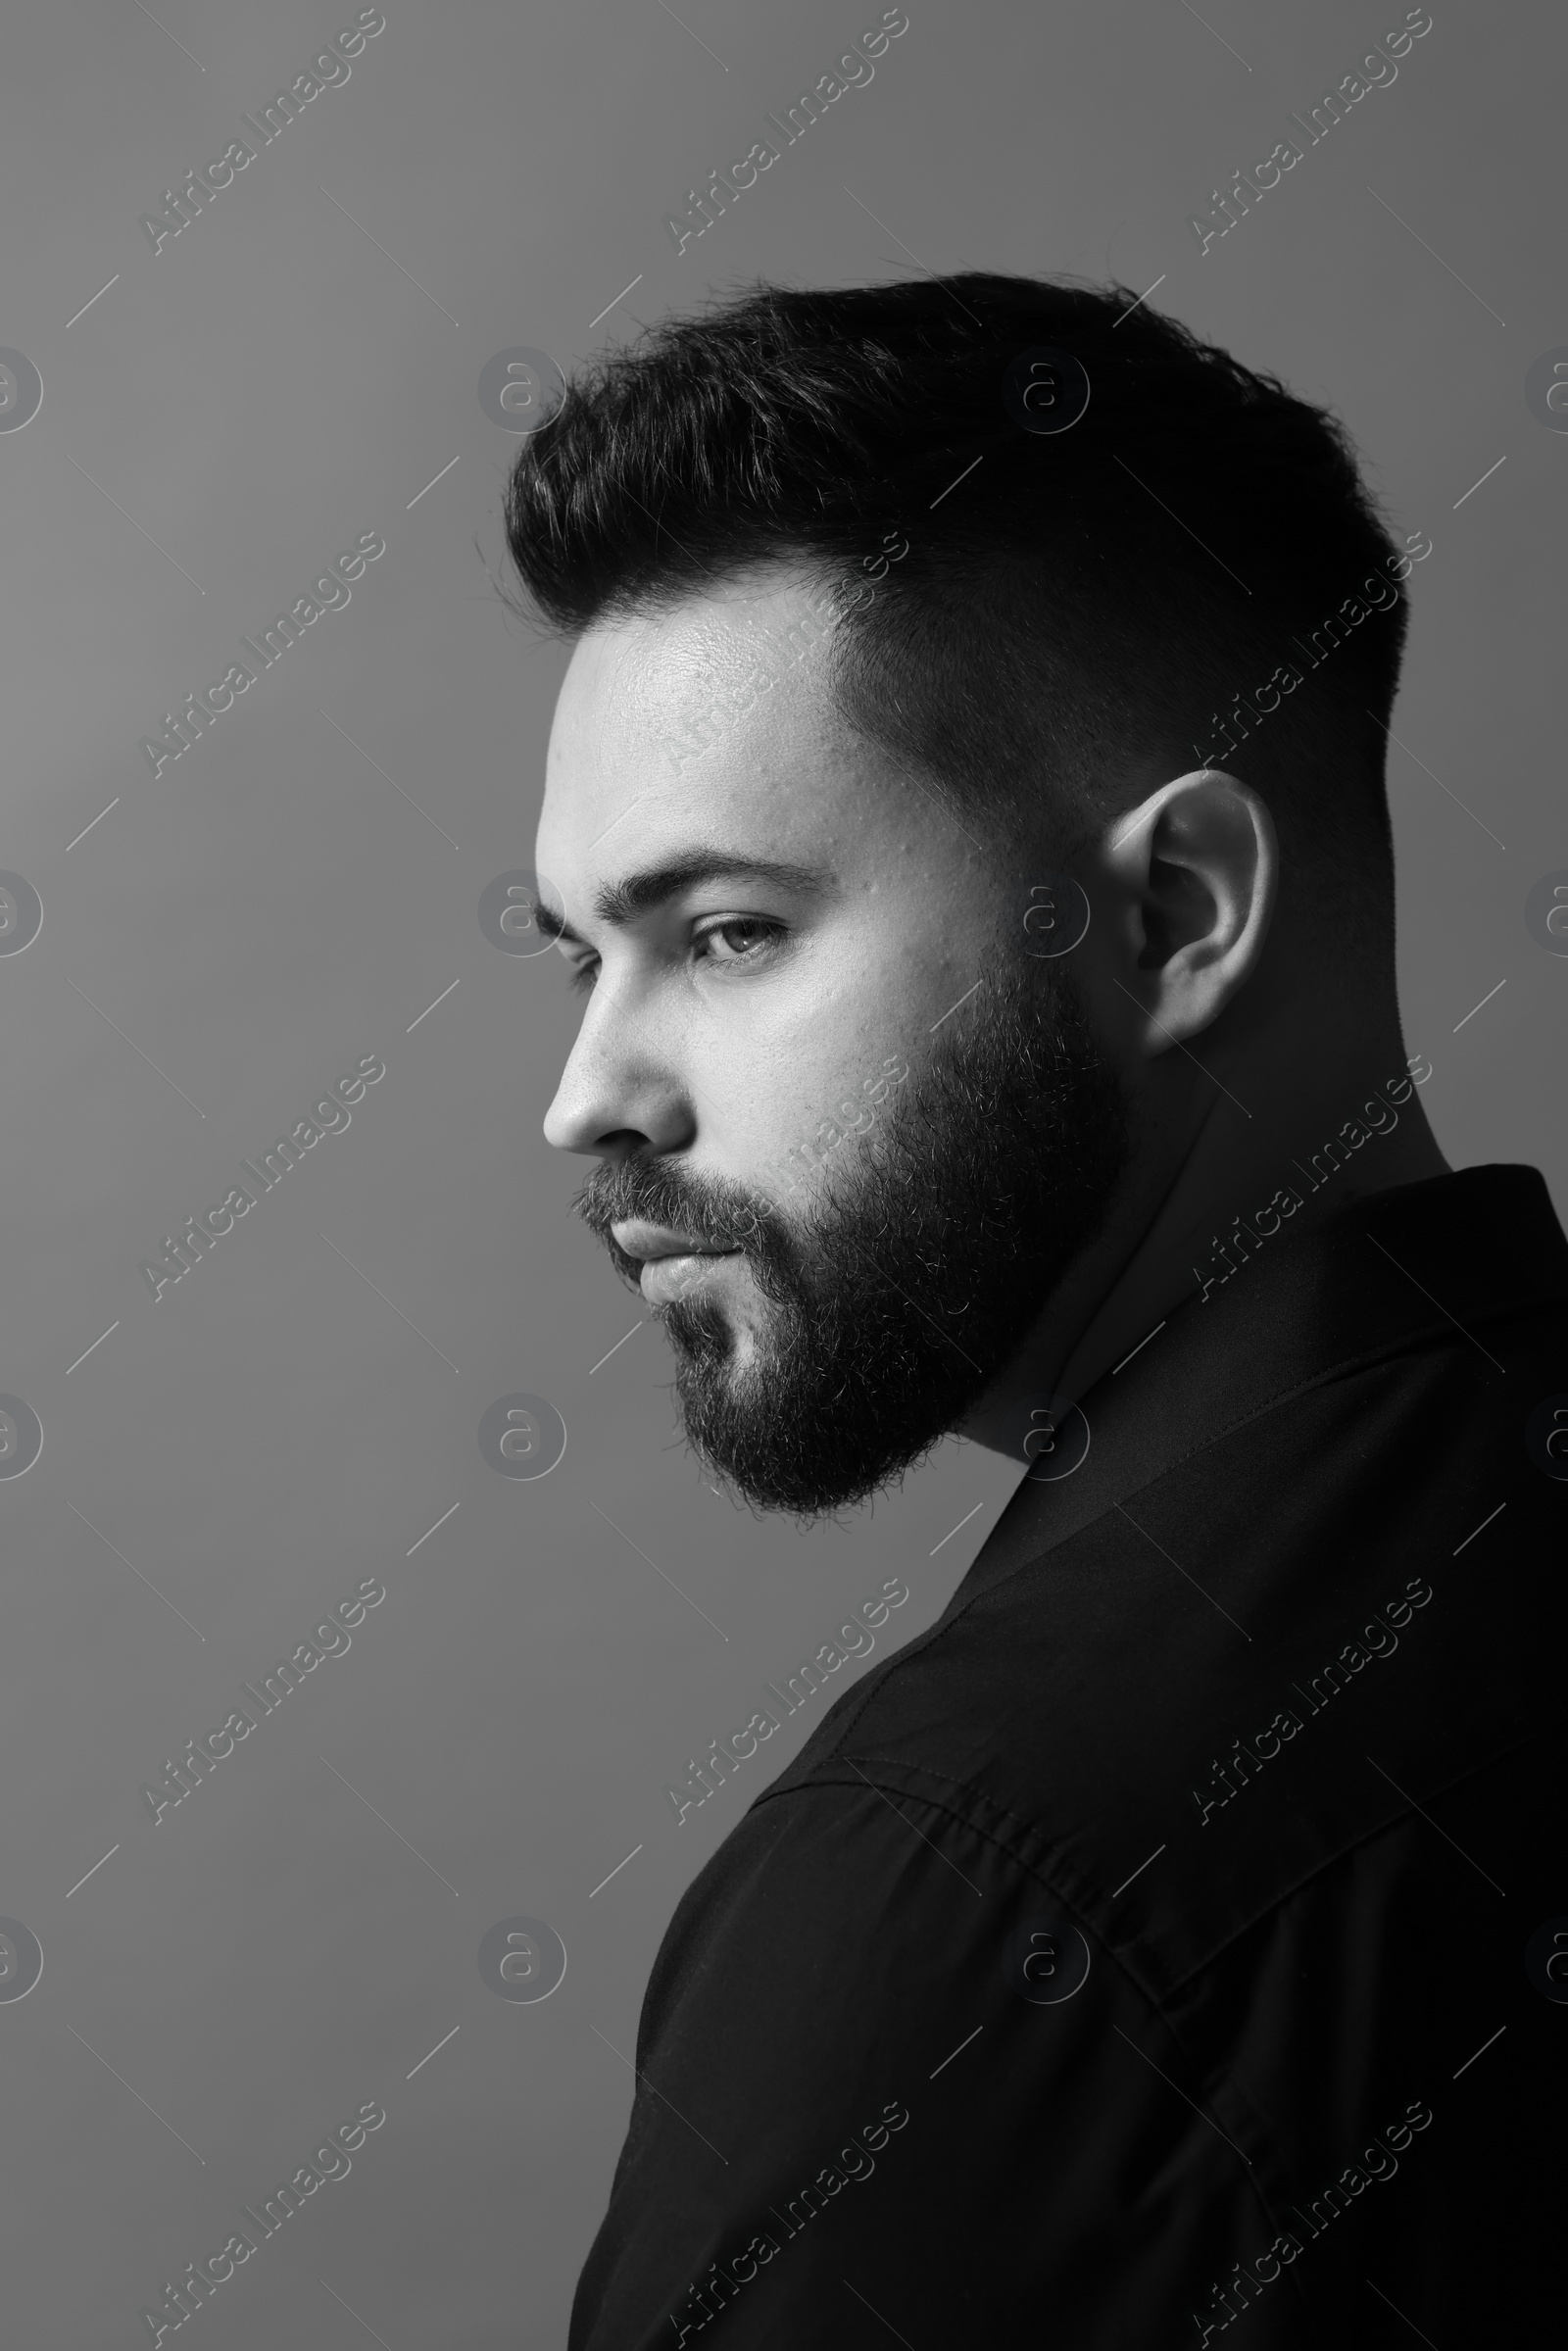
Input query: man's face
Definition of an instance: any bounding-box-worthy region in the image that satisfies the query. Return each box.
[535,571,1131,1515]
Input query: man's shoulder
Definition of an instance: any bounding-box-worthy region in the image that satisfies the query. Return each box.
[751,1302,1568,1993]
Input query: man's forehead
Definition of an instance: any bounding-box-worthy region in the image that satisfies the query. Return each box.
[576,576,823,743]
[540,572,867,870]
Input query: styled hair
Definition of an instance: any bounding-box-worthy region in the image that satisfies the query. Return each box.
[503,272,1414,948]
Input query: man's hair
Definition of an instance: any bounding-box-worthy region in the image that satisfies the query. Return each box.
[503,272,1413,952]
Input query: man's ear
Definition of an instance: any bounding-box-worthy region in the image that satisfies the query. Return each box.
[1097,767,1278,1055]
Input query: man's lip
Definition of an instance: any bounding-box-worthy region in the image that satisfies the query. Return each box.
[610,1220,741,1262]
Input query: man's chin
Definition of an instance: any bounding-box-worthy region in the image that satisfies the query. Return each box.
[660,1285,758,1378]
[657,1288,762,1379]
[660,1292,956,1518]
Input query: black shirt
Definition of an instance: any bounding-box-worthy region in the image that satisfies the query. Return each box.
[567,1167,1567,2348]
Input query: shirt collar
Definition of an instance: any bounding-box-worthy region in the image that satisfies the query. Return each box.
[954,1164,1568,1608]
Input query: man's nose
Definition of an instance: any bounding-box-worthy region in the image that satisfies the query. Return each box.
[542,992,695,1161]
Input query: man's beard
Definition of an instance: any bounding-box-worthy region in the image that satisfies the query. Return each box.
[573,966,1131,1518]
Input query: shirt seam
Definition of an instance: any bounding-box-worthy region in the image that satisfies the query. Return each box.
[750,1759,1305,2258]
[755,1726,1538,1997]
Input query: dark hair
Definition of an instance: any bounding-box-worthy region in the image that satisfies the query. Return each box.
[503,272,1413,948]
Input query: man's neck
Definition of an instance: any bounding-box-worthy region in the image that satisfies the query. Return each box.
[960,1044,1450,1460]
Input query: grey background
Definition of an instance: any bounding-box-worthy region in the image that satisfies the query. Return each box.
[0,1,1561,2342]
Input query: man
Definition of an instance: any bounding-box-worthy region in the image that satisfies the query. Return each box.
[506,276,1563,2345]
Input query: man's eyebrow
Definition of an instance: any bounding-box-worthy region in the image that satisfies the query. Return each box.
[536,853,839,947]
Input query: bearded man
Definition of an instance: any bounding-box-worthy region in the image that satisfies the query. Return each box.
[503,273,1561,2348]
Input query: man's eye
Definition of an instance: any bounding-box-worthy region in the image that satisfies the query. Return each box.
[694,918,783,967]
[567,957,599,995]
